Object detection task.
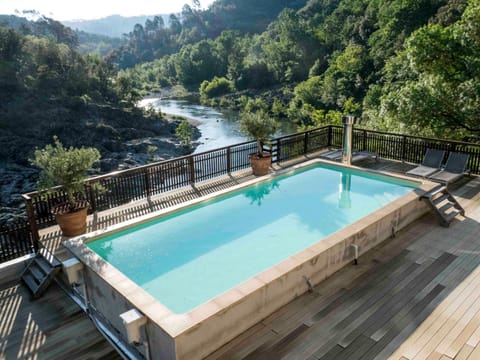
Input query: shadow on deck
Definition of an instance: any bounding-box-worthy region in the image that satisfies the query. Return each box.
[0,280,120,360]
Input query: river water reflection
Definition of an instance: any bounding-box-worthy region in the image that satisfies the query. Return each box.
[140,98,247,153]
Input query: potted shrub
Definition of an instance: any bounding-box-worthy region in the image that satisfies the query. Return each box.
[240,110,278,176]
[31,136,101,237]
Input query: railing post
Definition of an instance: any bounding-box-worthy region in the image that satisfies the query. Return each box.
[23,195,40,252]
[276,139,281,163]
[86,182,97,213]
[226,147,231,173]
[304,131,309,155]
[144,168,152,198]
[402,135,407,162]
[363,129,367,151]
[328,126,333,147]
[188,156,195,184]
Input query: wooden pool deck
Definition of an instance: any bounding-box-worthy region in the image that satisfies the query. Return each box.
[206,170,480,359]
[0,279,121,359]
[2,155,480,359]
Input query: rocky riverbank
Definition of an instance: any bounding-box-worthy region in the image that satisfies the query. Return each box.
[0,113,200,226]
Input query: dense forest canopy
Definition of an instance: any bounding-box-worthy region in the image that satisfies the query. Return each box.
[0,13,79,48]
[120,0,478,141]
[107,0,307,69]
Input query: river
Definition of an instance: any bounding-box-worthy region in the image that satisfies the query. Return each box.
[140,98,248,153]
[140,97,296,153]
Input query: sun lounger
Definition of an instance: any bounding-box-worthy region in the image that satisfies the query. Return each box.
[406,148,446,177]
[320,149,343,161]
[352,150,377,162]
[428,152,469,184]
[320,149,377,163]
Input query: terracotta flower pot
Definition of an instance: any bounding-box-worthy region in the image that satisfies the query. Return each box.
[250,152,272,176]
[53,203,89,237]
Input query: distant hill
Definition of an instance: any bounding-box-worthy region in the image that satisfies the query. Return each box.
[75,30,125,56]
[0,14,124,55]
[0,13,78,48]
[63,14,170,37]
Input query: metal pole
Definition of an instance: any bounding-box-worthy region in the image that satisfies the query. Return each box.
[342,115,356,165]
[188,156,195,184]
[226,147,231,174]
[23,195,40,252]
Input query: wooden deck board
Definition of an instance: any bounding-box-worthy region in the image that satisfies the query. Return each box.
[456,344,475,360]
[362,284,446,360]
[339,254,455,345]
[0,280,120,360]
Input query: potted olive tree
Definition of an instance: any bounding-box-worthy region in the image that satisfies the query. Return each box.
[240,110,278,176]
[31,136,101,237]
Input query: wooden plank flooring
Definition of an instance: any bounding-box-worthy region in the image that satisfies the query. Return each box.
[0,280,120,360]
[5,156,478,360]
[207,176,480,360]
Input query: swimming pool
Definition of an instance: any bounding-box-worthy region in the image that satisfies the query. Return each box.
[87,164,416,314]
[64,159,434,360]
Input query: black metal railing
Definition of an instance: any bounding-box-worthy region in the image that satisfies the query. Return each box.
[22,127,330,233]
[0,222,35,262]
[339,126,480,173]
[2,124,480,264]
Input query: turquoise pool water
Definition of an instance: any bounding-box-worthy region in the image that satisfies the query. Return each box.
[88,164,417,313]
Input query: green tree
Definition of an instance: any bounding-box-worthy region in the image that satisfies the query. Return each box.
[199,76,233,100]
[0,27,23,98]
[260,9,319,83]
[240,110,278,156]
[114,73,141,106]
[31,136,100,210]
[375,0,480,138]
[176,119,193,147]
[293,76,323,108]
[175,40,224,85]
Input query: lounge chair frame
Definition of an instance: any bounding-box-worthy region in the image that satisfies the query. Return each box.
[428,152,470,184]
[406,148,446,178]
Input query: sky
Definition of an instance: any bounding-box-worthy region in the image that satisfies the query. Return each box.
[0,0,216,21]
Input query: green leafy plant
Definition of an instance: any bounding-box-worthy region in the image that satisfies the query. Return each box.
[199,76,233,100]
[240,110,278,157]
[175,119,193,147]
[30,136,101,212]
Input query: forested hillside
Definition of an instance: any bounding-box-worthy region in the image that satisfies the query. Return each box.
[121,0,479,141]
[75,30,125,56]
[0,21,185,170]
[1,0,478,223]
[0,13,125,56]
[107,0,307,68]
[0,13,78,48]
